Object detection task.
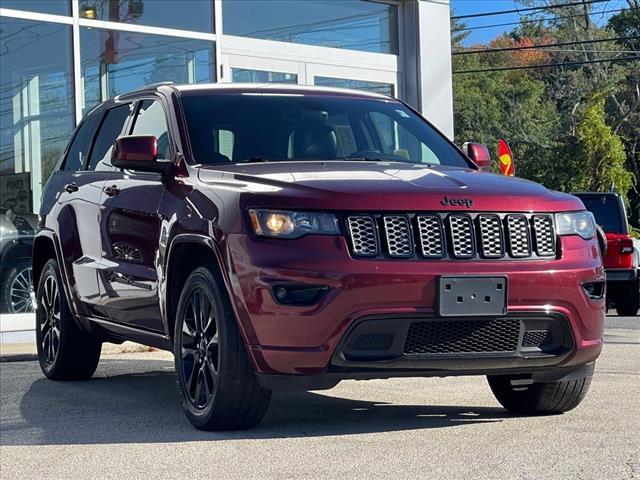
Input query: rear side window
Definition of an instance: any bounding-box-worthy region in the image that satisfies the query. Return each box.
[62,112,101,171]
[131,100,171,160]
[88,104,131,170]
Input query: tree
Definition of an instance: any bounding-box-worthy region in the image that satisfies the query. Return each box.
[574,96,635,197]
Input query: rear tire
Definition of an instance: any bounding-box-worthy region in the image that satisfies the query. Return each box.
[174,265,271,430]
[487,365,593,415]
[615,279,639,317]
[35,259,102,380]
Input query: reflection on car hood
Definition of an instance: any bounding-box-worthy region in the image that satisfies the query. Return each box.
[197,160,583,212]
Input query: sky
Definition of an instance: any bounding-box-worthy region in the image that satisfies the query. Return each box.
[450,0,629,46]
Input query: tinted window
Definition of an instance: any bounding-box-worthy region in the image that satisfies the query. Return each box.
[63,113,101,172]
[131,100,170,160]
[2,1,69,15]
[180,94,470,168]
[578,195,624,233]
[79,0,213,33]
[88,105,131,170]
[223,1,398,54]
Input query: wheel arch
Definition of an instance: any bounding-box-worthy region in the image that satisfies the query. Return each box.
[32,231,76,316]
[164,234,256,345]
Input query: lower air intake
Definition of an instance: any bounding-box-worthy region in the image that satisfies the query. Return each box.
[404,318,521,355]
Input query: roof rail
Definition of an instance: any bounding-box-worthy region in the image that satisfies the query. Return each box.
[116,81,176,98]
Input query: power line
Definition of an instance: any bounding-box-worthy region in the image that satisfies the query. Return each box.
[453,35,640,55]
[451,7,627,33]
[451,0,612,20]
[453,55,639,74]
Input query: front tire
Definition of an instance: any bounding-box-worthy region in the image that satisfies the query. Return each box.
[174,266,271,430]
[487,366,593,415]
[1,262,34,313]
[35,259,101,380]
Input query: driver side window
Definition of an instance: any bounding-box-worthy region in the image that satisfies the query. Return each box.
[131,100,171,160]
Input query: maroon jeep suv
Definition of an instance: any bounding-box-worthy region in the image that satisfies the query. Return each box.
[34,83,605,430]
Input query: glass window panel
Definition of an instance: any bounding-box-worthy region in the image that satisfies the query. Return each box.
[131,100,170,159]
[223,0,398,54]
[314,76,393,96]
[0,18,75,215]
[78,0,213,33]
[80,27,215,112]
[232,68,297,84]
[1,1,70,16]
[63,110,102,171]
[88,104,131,170]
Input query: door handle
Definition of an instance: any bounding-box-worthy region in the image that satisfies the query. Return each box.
[103,185,120,197]
[64,182,78,193]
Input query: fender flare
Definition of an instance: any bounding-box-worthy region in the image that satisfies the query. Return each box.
[163,233,257,344]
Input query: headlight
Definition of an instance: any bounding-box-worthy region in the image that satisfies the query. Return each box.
[554,211,596,239]
[249,209,340,239]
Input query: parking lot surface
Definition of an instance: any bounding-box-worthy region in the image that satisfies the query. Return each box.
[1,317,638,480]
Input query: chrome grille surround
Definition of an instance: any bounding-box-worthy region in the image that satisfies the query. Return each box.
[382,215,414,257]
[532,215,556,256]
[477,214,505,258]
[416,214,446,258]
[447,214,475,258]
[346,215,379,256]
[345,213,556,260]
[506,214,531,257]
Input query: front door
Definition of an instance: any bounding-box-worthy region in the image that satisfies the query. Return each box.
[98,99,170,332]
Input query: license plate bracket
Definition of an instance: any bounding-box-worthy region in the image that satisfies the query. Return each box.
[438,276,507,317]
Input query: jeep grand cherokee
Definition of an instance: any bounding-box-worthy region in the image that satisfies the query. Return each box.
[34,83,605,430]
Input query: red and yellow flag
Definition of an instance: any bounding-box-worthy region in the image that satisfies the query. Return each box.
[498,139,514,176]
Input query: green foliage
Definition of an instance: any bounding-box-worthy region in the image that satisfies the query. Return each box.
[451,0,639,228]
[574,96,635,199]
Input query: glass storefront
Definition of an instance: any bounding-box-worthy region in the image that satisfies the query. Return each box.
[81,28,215,111]
[223,0,398,54]
[78,0,214,33]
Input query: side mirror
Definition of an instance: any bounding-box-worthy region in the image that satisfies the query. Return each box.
[112,135,172,175]
[462,142,492,171]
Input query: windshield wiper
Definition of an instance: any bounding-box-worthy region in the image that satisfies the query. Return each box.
[236,156,277,163]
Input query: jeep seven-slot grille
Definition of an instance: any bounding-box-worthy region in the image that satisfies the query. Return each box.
[345,213,556,260]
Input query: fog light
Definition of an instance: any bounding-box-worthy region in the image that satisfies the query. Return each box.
[270,284,329,306]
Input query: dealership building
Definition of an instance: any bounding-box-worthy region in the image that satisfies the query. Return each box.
[0,0,453,337]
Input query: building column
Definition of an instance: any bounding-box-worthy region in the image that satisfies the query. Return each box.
[401,0,454,140]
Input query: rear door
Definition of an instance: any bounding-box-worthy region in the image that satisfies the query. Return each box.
[98,98,171,332]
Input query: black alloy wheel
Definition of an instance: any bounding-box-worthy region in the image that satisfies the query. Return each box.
[38,271,61,365]
[179,286,220,410]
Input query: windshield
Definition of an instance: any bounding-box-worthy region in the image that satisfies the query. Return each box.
[577,195,624,233]
[180,93,471,168]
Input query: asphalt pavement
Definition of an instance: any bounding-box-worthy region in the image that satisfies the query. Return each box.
[0,316,638,480]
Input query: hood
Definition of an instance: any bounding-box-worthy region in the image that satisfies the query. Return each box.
[197,161,583,212]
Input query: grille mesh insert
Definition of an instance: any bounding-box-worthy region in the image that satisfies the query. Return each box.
[532,215,556,256]
[506,215,531,257]
[448,215,475,258]
[347,216,379,256]
[478,215,504,258]
[404,318,521,355]
[416,215,446,257]
[383,216,413,257]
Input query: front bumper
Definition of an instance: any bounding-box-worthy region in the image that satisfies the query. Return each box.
[225,233,605,383]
